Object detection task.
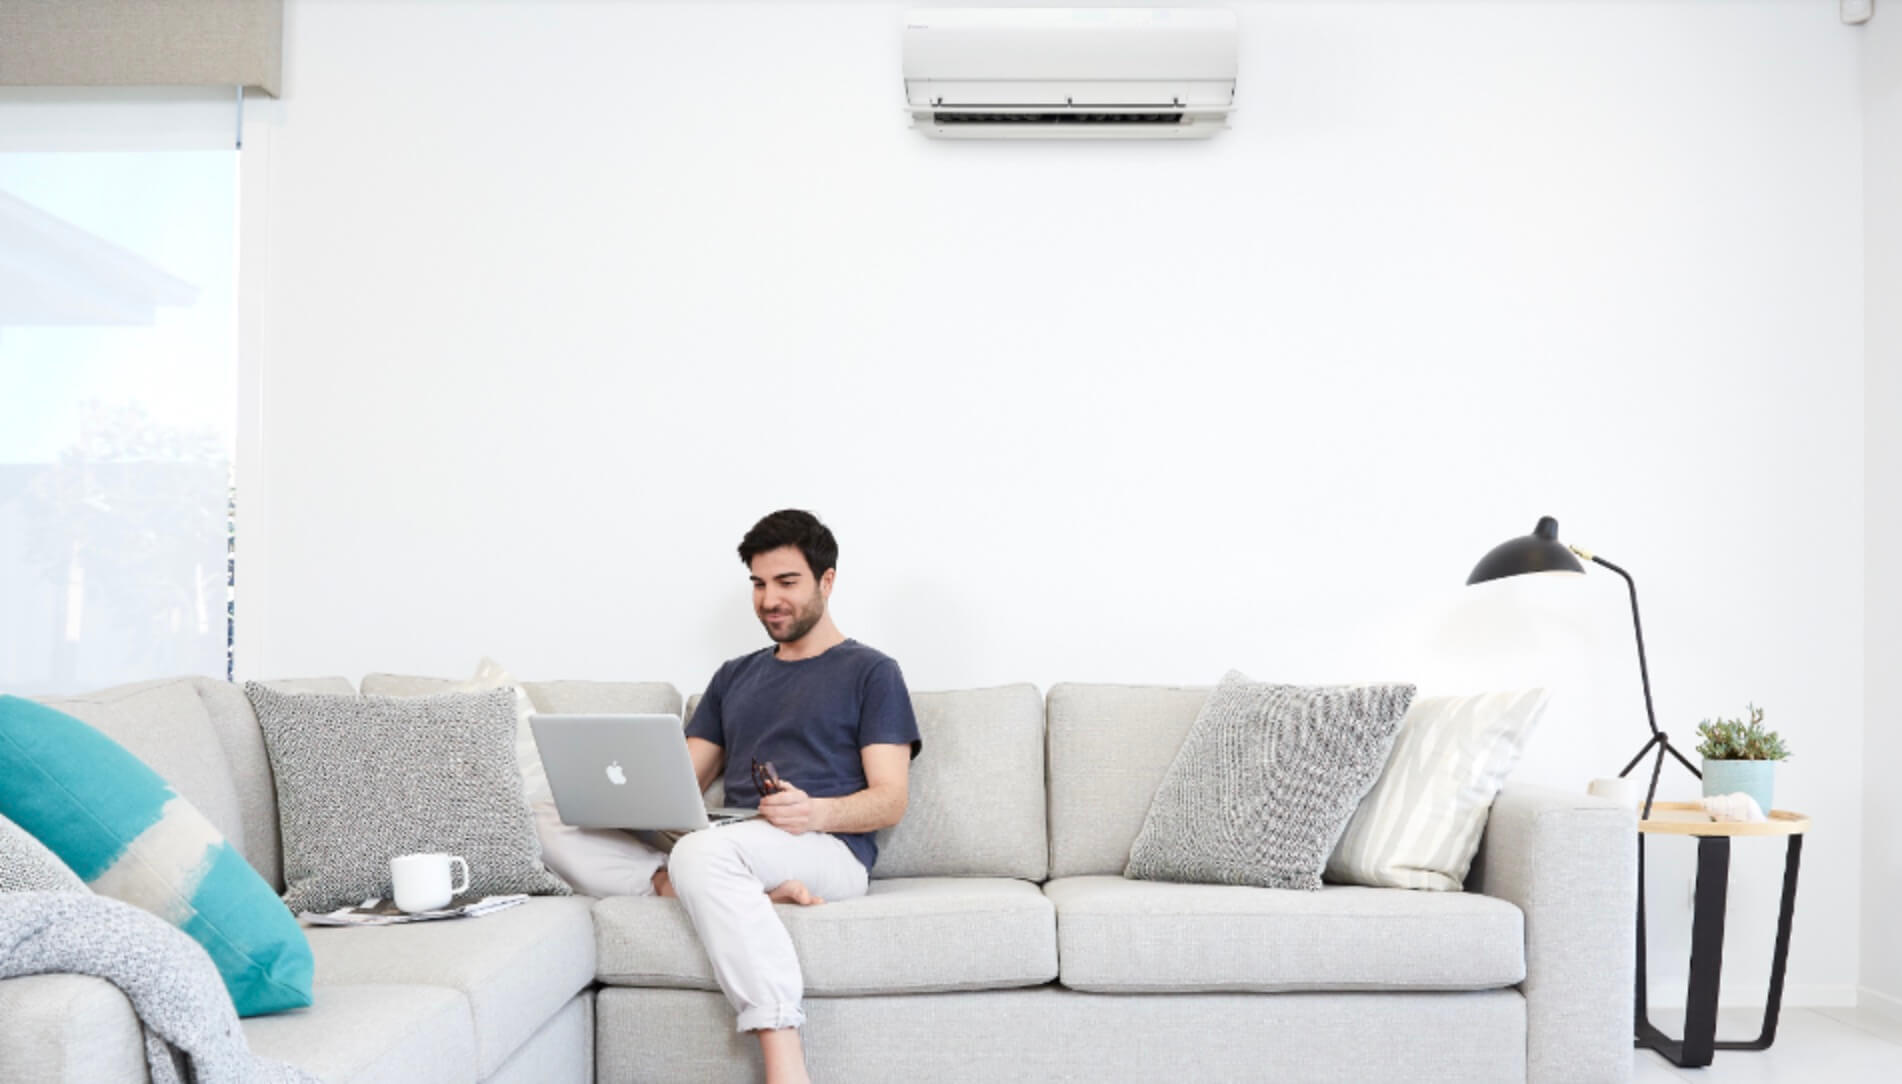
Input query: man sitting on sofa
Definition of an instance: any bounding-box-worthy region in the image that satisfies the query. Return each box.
[540,508,921,1084]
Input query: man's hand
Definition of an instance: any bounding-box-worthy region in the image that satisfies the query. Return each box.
[758,782,830,835]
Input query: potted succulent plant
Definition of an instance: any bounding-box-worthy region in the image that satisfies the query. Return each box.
[1695,704,1789,816]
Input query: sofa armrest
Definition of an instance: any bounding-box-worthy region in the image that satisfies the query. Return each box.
[0,974,148,1082]
[1469,783,1636,1084]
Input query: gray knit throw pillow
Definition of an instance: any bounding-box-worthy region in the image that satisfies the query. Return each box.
[1125,672,1416,891]
[1,812,87,894]
[245,684,569,913]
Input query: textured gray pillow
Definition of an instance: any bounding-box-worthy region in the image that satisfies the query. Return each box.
[245,684,569,913]
[1124,672,1416,891]
[1,812,88,893]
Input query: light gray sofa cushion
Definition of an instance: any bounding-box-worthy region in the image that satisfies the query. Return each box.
[247,684,569,914]
[304,896,596,1078]
[1125,674,1415,891]
[1043,875,1525,993]
[1046,683,1212,878]
[0,813,85,893]
[0,973,144,1082]
[243,983,476,1084]
[593,877,1057,995]
[873,684,1046,880]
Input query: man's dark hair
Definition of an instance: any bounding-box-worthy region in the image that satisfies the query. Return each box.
[738,509,838,579]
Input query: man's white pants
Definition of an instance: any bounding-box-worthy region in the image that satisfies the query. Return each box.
[537,806,869,1032]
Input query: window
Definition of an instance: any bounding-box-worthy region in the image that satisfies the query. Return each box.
[0,94,239,694]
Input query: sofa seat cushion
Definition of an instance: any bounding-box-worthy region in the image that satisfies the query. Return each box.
[244,983,475,1084]
[1044,875,1525,992]
[303,896,594,1077]
[594,876,1057,995]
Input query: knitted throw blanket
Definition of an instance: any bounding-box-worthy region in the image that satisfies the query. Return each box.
[0,892,318,1084]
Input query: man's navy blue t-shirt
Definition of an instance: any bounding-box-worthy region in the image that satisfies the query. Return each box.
[685,639,921,871]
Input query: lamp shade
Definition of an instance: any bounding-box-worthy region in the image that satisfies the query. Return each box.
[1467,516,1585,585]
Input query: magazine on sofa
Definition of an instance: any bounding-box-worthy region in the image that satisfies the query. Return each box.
[298,893,528,927]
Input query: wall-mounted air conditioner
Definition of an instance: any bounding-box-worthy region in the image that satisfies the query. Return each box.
[903,8,1238,140]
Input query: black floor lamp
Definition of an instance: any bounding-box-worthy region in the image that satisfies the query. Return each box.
[1467,516,1701,817]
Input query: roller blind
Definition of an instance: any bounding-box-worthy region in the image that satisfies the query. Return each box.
[0,93,240,692]
[0,0,282,97]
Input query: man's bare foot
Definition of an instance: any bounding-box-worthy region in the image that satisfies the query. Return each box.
[651,868,675,898]
[767,879,824,906]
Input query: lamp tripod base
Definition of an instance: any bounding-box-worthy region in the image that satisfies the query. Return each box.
[1620,732,1702,818]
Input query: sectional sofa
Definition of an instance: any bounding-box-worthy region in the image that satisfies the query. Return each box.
[0,673,1636,1083]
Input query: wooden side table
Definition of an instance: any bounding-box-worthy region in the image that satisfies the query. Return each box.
[1634,802,1810,1069]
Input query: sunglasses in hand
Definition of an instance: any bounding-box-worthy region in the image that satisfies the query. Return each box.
[751,758,783,797]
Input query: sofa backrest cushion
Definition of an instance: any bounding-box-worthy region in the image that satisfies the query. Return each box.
[1047,683,1211,879]
[874,684,1046,881]
[689,683,1049,881]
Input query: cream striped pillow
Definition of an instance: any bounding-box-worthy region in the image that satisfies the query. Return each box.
[1325,689,1549,892]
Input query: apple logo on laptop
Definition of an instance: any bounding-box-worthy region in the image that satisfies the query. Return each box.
[605,761,627,786]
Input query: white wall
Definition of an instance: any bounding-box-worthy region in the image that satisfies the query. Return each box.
[239,1,1866,1005]
[1862,2,1902,1022]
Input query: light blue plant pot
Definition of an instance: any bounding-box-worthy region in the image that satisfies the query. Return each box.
[1701,758,1776,816]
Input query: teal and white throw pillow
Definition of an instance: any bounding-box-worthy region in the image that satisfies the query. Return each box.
[1326,688,1550,891]
[0,695,314,1016]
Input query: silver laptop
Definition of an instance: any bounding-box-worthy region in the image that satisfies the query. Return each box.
[529,713,759,830]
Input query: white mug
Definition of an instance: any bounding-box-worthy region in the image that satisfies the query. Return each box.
[390,852,470,913]
[1587,776,1641,809]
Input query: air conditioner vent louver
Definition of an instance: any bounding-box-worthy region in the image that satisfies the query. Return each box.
[904,8,1238,141]
[933,111,1187,126]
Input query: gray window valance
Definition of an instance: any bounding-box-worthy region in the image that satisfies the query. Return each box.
[0,0,282,97]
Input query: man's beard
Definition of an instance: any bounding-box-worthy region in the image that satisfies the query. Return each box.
[761,596,824,644]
